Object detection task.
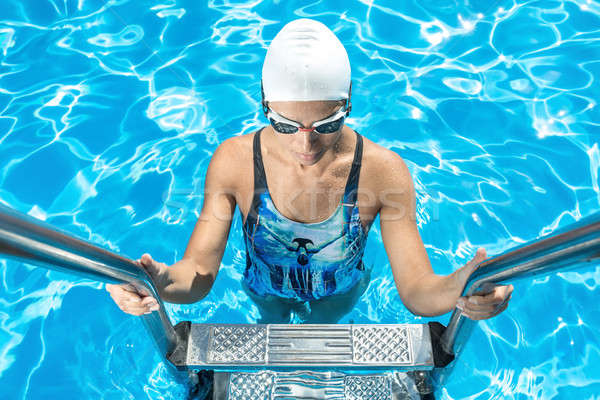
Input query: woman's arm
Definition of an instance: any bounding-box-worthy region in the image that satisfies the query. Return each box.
[107,137,240,313]
[155,137,240,303]
[376,149,512,319]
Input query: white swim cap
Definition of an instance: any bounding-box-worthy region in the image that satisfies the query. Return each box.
[262,18,351,102]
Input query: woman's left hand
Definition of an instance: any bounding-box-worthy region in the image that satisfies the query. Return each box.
[455,248,514,320]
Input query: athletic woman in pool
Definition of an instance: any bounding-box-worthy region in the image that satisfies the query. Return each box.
[106,19,513,323]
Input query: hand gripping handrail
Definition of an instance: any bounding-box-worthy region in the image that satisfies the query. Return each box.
[436,211,600,384]
[0,203,180,361]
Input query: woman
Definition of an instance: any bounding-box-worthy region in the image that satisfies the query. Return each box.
[106,18,513,323]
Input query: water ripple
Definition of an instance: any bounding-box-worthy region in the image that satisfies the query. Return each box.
[0,0,598,399]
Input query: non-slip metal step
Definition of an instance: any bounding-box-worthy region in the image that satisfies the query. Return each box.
[215,370,427,400]
[182,324,434,370]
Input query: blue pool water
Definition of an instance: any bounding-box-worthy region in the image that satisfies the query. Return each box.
[1,0,599,398]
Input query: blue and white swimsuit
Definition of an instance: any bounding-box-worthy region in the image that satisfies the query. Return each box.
[242,128,369,301]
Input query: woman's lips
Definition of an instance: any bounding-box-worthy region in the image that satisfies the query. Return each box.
[297,151,319,161]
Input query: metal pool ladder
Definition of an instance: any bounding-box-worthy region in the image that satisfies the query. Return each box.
[1,203,598,399]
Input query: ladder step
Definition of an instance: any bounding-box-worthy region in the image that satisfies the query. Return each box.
[184,323,434,370]
[216,370,425,399]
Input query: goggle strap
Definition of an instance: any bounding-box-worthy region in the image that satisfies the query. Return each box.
[261,81,269,117]
[346,81,352,116]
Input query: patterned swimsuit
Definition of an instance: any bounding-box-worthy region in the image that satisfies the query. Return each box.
[242,127,369,301]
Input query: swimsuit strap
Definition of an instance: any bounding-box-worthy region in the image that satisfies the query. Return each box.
[248,127,267,223]
[342,131,363,206]
[253,127,268,192]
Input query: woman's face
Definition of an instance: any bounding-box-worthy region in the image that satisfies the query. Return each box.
[267,100,346,166]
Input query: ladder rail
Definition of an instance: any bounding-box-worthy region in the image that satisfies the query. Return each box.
[438,211,600,383]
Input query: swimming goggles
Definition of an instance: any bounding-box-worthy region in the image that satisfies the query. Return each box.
[261,81,352,135]
[265,105,349,134]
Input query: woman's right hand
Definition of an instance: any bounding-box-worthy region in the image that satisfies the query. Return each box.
[105,253,168,316]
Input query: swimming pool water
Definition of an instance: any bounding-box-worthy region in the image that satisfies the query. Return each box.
[0,1,599,399]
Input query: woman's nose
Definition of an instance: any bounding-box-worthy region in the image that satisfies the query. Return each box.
[297,129,318,151]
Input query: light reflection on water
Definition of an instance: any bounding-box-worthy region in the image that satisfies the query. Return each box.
[0,0,599,399]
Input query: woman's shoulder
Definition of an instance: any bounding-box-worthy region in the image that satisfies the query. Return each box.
[358,132,403,161]
[207,130,257,193]
[215,129,258,162]
[357,132,413,190]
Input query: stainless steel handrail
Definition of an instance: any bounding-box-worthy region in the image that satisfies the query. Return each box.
[437,211,600,382]
[0,203,179,360]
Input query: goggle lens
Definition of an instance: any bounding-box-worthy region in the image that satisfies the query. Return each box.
[269,119,299,134]
[315,117,344,134]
